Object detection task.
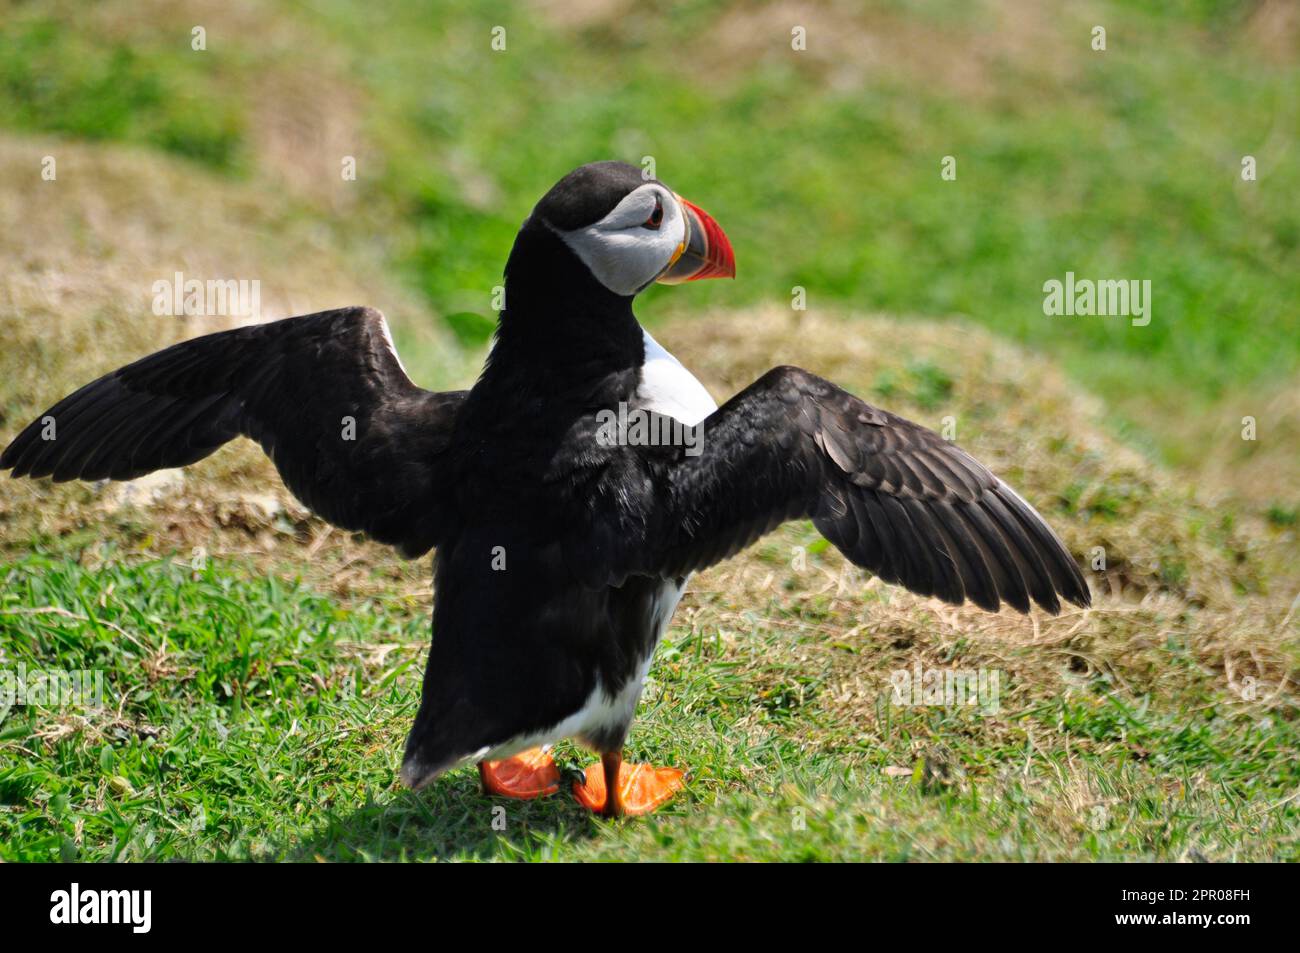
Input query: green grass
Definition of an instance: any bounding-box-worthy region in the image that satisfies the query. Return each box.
[2,552,1294,862]
[2,0,1296,458]
[0,12,245,170]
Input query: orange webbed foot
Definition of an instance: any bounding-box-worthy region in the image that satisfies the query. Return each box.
[479,747,561,800]
[573,757,685,816]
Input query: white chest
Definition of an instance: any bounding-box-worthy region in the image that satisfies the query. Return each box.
[635,329,717,426]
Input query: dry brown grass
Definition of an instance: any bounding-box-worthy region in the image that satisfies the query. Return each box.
[529,0,1089,98]
[1176,379,1300,511]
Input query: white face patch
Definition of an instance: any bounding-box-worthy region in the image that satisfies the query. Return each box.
[552,184,687,296]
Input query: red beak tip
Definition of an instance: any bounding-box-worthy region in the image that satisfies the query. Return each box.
[677,196,736,283]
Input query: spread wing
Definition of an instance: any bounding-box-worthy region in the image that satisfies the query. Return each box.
[635,366,1089,613]
[1,306,465,557]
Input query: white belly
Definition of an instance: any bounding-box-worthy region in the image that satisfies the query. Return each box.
[483,579,685,759]
[570,576,685,746]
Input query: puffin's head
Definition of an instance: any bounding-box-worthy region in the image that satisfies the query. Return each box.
[528,160,735,297]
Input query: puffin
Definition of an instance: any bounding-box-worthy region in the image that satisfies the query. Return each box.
[1,161,1090,816]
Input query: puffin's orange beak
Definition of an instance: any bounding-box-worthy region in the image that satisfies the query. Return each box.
[656,195,736,284]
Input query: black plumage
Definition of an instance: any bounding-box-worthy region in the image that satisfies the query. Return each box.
[2,308,464,557]
[628,366,1090,614]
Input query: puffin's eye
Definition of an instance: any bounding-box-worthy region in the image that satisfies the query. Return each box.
[643,196,664,230]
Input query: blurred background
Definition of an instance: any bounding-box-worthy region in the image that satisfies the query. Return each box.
[1,0,1299,861]
[2,0,1296,497]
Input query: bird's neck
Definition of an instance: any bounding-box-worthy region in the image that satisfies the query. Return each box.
[475,222,646,408]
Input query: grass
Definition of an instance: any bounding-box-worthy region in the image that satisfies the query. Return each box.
[3,545,1295,862]
[0,12,244,169]
[2,311,1296,861]
[0,0,1297,861]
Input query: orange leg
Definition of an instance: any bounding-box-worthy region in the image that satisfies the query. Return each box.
[573,750,685,817]
[478,747,561,800]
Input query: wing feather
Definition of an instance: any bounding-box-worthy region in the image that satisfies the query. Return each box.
[2,306,466,557]
[633,365,1089,614]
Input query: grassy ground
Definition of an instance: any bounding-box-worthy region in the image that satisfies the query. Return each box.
[0,0,1297,860]
[4,547,1295,862]
[3,310,1296,861]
